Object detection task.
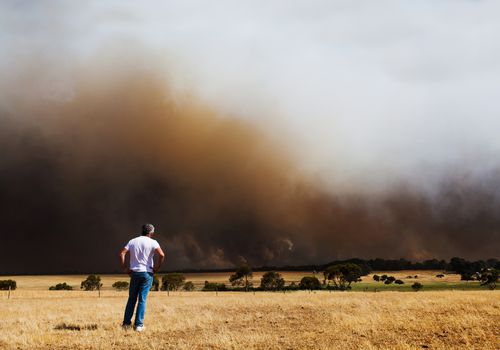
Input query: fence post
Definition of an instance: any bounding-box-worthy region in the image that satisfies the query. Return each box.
[98,285,101,298]
[8,285,11,299]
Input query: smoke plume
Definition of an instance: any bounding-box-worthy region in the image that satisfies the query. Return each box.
[0,59,498,274]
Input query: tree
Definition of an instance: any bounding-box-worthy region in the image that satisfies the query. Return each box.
[49,282,73,290]
[80,275,102,291]
[478,268,498,290]
[0,280,16,290]
[112,281,129,291]
[161,273,186,291]
[299,276,321,290]
[411,282,423,292]
[183,281,195,291]
[229,265,253,291]
[260,271,285,291]
[394,279,404,285]
[324,263,362,290]
[373,274,380,282]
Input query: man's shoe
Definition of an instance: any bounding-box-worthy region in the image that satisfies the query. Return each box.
[134,325,145,332]
[122,324,132,330]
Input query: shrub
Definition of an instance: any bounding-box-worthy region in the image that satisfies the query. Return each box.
[373,274,380,282]
[0,280,16,290]
[299,276,321,290]
[112,281,129,290]
[202,281,227,291]
[285,282,299,291]
[183,281,195,291]
[380,275,388,281]
[436,274,445,278]
[394,279,404,285]
[80,275,102,291]
[383,276,396,285]
[49,282,73,290]
[411,282,423,291]
[161,273,186,291]
[260,271,285,291]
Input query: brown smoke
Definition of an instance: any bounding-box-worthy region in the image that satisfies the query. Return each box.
[0,60,498,274]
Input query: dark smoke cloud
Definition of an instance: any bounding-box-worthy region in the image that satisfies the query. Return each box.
[0,59,499,274]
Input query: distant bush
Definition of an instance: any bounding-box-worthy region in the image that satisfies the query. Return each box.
[112,281,129,290]
[202,281,227,291]
[394,279,404,285]
[384,276,396,285]
[80,275,102,291]
[414,275,418,278]
[436,274,445,278]
[260,271,285,291]
[460,273,475,281]
[380,275,388,281]
[161,273,186,291]
[299,276,321,290]
[183,281,195,291]
[285,282,299,291]
[0,280,16,290]
[373,274,380,282]
[49,282,73,290]
[411,282,423,292]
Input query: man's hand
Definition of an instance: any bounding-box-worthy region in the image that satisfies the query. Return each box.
[125,268,132,276]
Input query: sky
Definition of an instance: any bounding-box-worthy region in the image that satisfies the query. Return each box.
[0,1,499,273]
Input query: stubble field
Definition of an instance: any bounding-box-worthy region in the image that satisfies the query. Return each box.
[0,273,498,349]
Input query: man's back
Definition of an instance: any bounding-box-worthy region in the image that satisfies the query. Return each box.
[125,236,160,273]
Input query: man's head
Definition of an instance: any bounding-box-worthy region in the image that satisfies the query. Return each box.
[142,223,155,236]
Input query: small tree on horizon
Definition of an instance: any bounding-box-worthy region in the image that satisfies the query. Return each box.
[299,276,321,290]
[260,271,285,291]
[324,263,363,290]
[161,273,185,291]
[229,265,253,291]
[80,275,102,291]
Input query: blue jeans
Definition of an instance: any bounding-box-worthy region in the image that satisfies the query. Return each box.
[123,271,153,327]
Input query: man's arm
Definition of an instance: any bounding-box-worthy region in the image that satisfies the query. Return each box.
[119,248,131,275]
[153,247,165,273]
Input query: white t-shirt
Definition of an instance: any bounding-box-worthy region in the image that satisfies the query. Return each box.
[124,236,160,273]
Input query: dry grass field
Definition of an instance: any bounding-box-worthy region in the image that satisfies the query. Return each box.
[0,272,499,350]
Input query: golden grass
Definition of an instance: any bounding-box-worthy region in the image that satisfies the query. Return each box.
[0,288,498,349]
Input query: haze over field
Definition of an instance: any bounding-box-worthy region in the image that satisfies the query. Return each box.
[1,1,499,273]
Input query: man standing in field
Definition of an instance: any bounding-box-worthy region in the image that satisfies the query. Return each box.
[119,223,165,332]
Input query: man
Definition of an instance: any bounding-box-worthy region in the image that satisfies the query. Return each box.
[119,223,165,332]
